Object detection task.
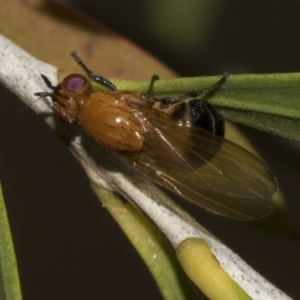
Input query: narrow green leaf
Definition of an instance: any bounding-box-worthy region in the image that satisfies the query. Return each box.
[92,185,199,300]
[177,238,251,300]
[214,73,300,141]
[111,72,300,142]
[218,108,300,141]
[0,183,22,300]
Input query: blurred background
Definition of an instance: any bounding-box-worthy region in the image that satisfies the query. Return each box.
[1,0,300,299]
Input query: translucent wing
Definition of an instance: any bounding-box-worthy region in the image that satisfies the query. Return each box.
[127,109,277,220]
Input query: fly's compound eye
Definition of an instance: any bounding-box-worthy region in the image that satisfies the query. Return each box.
[62,74,88,93]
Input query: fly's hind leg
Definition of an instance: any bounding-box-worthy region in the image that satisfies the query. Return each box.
[163,73,228,137]
[145,74,160,107]
[161,72,229,107]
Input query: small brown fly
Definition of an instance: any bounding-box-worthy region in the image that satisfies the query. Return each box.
[35,53,277,220]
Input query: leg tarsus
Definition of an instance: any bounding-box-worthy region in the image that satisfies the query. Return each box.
[70,52,92,75]
[40,74,56,90]
[196,72,229,98]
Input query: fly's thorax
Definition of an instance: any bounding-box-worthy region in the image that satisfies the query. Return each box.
[79,91,149,152]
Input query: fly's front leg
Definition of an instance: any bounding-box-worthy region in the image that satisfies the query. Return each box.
[70,52,118,92]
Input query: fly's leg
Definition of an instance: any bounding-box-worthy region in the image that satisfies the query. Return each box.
[161,72,229,107]
[145,74,160,107]
[34,74,56,98]
[70,52,117,91]
[163,73,228,137]
[40,74,56,90]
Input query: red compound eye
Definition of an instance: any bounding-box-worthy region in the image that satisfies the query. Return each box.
[62,74,88,92]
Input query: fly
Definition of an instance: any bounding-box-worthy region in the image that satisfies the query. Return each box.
[35,53,277,220]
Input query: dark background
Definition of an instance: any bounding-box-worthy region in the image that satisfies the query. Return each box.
[1,1,300,299]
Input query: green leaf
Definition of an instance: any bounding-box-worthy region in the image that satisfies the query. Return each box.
[215,73,300,142]
[92,185,199,300]
[0,183,22,300]
[111,73,300,142]
[177,238,251,300]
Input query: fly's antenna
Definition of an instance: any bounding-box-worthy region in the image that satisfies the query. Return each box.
[16,90,52,115]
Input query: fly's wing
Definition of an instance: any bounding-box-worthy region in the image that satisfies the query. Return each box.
[127,109,277,220]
